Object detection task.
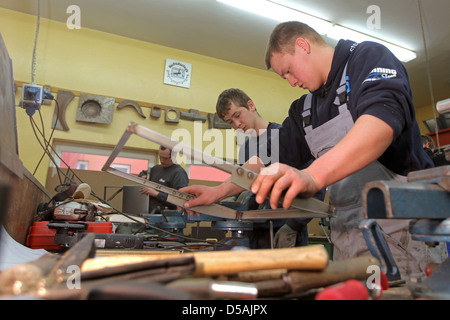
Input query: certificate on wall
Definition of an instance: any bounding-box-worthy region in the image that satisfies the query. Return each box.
[164,59,192,88]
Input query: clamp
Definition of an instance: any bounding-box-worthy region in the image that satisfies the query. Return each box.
[359,220,401,282]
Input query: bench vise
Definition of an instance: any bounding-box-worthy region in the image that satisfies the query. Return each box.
[360,165,450,299]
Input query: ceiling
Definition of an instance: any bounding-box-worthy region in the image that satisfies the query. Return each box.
[0,0,449,109]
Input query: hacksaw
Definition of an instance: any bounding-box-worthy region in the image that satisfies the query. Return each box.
[102,122,334,221]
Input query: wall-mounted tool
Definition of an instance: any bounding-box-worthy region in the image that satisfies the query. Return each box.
[180,109,206,122]
[51,90,75,131]
[208,113,231,129]
[76,94,115,124]
[116,100,146,119]
[150,105,162,118]
[165,107,180,123]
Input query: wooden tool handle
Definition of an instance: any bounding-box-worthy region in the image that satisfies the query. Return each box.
[192,245,328,276]
[288,256,380,294]
[82,245,329,276]
[231,268,288,282]
[256,256,380,297]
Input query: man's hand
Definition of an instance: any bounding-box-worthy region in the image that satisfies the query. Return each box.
[251,163,320,209]
[179,185,221,216]
[179,156,264,215]
[140,186,158,198]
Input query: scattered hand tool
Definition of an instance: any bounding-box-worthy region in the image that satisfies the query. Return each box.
[0,231,196,299]
[41,255,196,300]
[0,232,96,296]
[315,280,370,300]
[253,256,380,298]
[85,281,191,300]
[167,277,258,299]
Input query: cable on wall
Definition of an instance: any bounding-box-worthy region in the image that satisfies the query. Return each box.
[418,0,441,150]
[31,0,41,84]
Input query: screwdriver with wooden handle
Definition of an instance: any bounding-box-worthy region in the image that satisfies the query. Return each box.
[254,256,380,297]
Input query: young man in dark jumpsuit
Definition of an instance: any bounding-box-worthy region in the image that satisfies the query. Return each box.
[182,21,447,281]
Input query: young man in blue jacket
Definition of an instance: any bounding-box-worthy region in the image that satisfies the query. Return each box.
[182,21,447,280]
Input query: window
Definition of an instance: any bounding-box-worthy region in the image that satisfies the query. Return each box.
[53,141,156,175]
[188,164,231,182]
[76,160,89,170]
[111,163,131,174]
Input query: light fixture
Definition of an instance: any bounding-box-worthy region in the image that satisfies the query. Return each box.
[217,0,332,35]
[326,25,416,63]
[217,0,416,63]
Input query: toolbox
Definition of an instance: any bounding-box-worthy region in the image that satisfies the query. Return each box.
[26,221,113,250]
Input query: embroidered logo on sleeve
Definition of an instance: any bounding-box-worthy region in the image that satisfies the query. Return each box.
[363,67,397,83]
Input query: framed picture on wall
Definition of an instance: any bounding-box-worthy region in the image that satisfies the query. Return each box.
[163,58,192,88]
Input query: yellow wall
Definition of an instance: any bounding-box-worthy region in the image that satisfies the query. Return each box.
[1,7,437,189]
[0,8,303,186]
[416,103,438,134]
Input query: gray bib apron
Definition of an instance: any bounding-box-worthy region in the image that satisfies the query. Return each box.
[301,64,447,280]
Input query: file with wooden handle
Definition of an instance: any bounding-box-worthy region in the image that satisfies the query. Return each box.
[82,245,329,277]
[256,256,380,297]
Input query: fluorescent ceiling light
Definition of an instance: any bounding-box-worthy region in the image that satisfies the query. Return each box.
[217,0,332,35]
[217,0,416,63]
[327,25,416,63]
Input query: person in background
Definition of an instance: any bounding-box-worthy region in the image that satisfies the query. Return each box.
[422,134,450,166]
[140,145,189,213]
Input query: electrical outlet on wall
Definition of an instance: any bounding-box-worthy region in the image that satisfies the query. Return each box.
[21,83,43,116]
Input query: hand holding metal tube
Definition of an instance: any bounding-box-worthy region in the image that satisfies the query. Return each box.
[181,182,242,216]
[140,186,158,198]
[251,163,321,209]
[182,156,265,215]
